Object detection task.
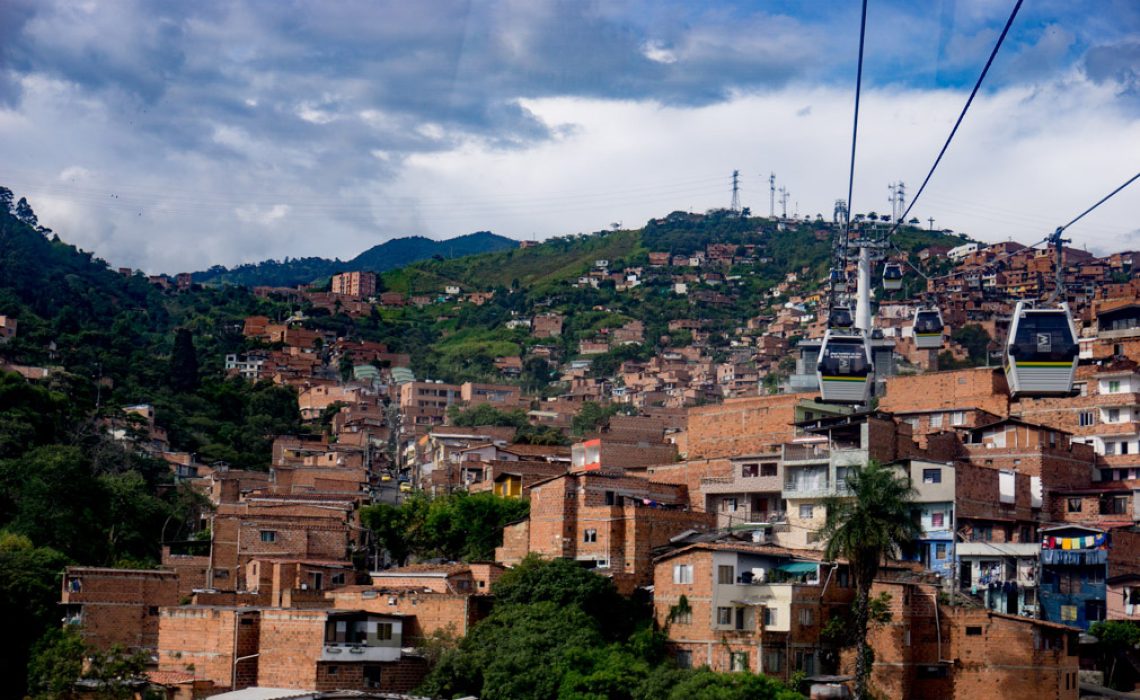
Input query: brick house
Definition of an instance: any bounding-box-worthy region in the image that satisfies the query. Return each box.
[855,580,1079,700]
[652,543,855,680]
[330,271,376,299]
[61,567,179,653]
[257,609,427,692]
[532,313,564,338]
[208,496,357,591]
[495,471,715,593]
[156,607,262,692]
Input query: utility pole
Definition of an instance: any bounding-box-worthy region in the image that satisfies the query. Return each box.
[731,170,741,213]
[769,173,776,218]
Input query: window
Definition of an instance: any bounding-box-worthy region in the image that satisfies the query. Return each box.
[675,650,692,669]
[1087,567,1105,585]
[951,411,965,426]
[1109,380,1122,393]
[794,650,815,675]
[799,609,813,626]
[930,413,943,428]
[1085,600,1106,623]
[1067,498,1083,513]
[971,525,992,542]
[799,504,814,519]
[604,490,615,505]
[717,607,732,625]
[763,607,778,627]
[718,565,735,585]
[741,463,759,477]
[363,666,383,689]
[764,649,785,673]
[1104,495,1129,515]
[1106,442,1117,455]
[673,564,693,585]
[331,573,345,586]
[922,468,942,484]
[935,543,947,559]
[214,569,229,580]
[931,512,945,528]
[1108,408,1121,423]
[326,665,339,676]
[673,609,692,625]
[730,651,749,672]
[723,497,738,512]
[965,626,983,636]
[761,463,778,477]
[1060,605,1078,622]
[584,529,597,543]
[148,606,159,616]
[1079,411,1095,427]
[260,530,277,543]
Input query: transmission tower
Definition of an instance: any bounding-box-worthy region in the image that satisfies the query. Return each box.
[779,187,789,219]
[834,199,848,224]
[896,182,906,222]
[887,182,897,221]
[731,170,741,213]
[769,173,776,218]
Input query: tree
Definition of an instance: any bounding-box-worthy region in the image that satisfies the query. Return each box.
[169,328,199,392]
[14,197,38,228]
[0,533,71,697]
[1089,621,1140,689]
[819,462,919,700]
[951,324,991,365]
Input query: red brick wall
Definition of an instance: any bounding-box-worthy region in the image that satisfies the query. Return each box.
[685,393,812,459]
[62,567,179,652]
[256,609,323,689]
[330,588,484,641]
[853,582,1078,700]
[157,608,259,690]
[880,368,1010,418]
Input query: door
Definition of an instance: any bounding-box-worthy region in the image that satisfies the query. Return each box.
[960,561,972,591]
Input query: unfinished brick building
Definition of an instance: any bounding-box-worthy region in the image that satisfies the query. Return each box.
[61,566,179,653]
[495,471,715,593]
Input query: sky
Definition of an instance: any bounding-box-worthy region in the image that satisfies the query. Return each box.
[1,0,1139,273]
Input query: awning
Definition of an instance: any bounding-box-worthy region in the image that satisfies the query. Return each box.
[777,562,818,574]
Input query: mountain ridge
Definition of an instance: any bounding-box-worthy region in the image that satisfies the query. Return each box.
[191,230,517,287]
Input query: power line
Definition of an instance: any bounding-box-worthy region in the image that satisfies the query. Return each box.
[1058,171,1140,234]
[891,0,1024,233]
[841,0,869,242]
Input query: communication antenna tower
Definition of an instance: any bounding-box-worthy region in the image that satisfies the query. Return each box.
[731,170,741,213]
[779,187,789,219]
[769,173,776,218]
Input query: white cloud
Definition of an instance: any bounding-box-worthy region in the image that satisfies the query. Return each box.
[235,203,290,225]
[642,41,677,65]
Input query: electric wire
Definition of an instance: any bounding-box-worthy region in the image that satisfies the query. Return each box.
[833,0,869,315]
[889,0,1024,236]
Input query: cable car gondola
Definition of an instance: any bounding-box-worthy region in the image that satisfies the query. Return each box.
[829,306,855,329]
[882,263,904,291]
[817,328,873,404]
[1004,301,1078,397]
[830,268,848,293]
[912,308,945,350]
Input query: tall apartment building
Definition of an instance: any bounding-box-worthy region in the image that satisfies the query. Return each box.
[331,271,377,299]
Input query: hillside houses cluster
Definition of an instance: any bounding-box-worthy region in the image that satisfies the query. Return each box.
[48,235,1140,699]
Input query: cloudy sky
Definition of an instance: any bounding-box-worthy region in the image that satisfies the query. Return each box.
[1,0,1139,273]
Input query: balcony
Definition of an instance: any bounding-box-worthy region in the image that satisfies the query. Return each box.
[320,642,401,663]
[782,443,829,465]
[700,473,783,495]
[783,478,833,499]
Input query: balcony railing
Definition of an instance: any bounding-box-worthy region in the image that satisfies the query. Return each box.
[782,444,829,463]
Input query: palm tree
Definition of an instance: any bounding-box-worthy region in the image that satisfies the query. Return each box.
[819,461,920,700]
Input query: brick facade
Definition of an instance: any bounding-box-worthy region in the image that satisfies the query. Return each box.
[61,567,179,653]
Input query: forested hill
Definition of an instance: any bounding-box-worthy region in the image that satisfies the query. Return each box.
[191,230,517,287]
[381,209,966,296]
